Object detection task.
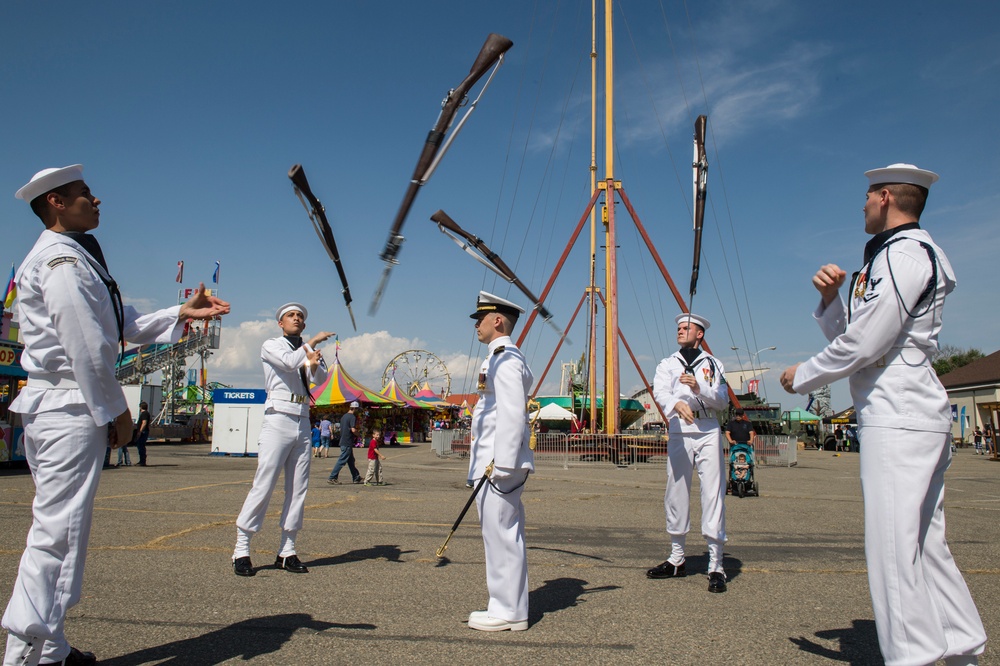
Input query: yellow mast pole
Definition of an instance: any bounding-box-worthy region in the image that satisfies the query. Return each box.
[603,0,620,433]
[588,0,599,433]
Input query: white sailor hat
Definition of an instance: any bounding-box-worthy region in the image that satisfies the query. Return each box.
[675,312,710,332]
[469,291,526,320]
[276,302,308,322]
[350,401,360,408]
[864,163,939,190]
[15,164,85,202]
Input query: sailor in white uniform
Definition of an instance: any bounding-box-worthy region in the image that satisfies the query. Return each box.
[781,164,987,666]
[3,164,230,666]
[232,303,332,576]
[466,292,534,632]
[648,313,730,593]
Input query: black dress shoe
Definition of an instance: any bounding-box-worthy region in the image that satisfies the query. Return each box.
[275,554,309,573]
[708,571,727,593]
[40,646,97,665]
[233,556,255,577]
[646,560,686,579]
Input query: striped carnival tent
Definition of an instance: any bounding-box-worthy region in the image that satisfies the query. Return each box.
[378,376,430,408]
[310,355,399,406]
[413,382,452,408]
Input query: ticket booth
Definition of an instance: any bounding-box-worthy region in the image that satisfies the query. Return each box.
[211,388,266,456]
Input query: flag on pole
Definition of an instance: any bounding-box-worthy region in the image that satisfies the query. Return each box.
[747,379,760,394]
[3,264,16,310]
[212,261,220,284]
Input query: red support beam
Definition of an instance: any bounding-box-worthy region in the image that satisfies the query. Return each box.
[530,290,588,397]
[516,188,602,346]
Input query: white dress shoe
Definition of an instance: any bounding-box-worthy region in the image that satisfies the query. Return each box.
[468,610,489,622]
[468,615,528,631]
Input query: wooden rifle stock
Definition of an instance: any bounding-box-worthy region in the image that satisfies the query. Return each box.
[373,33,514,313]
[288,164,357,330]
[689,115,708,300]
[430,209,556,325]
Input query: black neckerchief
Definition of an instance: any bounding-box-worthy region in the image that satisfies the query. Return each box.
[677,346,717,385]
[59,231,126,364]
[61,232,110,272]
[284,334,312,397]
[678,347,701,369]
[863,222,920,265]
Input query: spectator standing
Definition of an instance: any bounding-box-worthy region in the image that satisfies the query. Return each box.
[311,422,321,457]
[318,416,332,458]
[328,402,362,484]
[364,427,386,486]
[725,409,756,450]
[115,438,132,467]
[134,401,151,466]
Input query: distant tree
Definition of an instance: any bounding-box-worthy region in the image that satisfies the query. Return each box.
[933,345,984,376]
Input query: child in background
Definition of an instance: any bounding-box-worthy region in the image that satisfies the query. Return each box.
[312,422,322,458]
[364,427,386,486]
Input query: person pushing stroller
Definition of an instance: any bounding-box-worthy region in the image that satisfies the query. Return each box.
[725,409,758,497]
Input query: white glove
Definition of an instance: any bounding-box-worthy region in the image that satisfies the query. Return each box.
[490,465,515,481]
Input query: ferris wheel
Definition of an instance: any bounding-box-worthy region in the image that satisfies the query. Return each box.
[382,349,452,397]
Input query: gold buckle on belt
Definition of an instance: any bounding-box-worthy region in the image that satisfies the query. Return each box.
[291,395,307,404]
[874,356,885,368]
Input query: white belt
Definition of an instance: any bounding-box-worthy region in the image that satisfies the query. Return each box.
[871,346,928,369]
[27,374,80,389]
[270,389,309,404]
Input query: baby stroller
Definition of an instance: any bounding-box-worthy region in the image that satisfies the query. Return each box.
[728,442,758,498]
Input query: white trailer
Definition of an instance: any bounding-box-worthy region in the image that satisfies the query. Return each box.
[211,388,266,456]
[121,384,163,421]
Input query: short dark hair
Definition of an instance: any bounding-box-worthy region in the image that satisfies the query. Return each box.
[140,401,148,409]
[29,183,75,222]
[870,183,929,219]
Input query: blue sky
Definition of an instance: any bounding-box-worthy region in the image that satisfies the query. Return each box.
[2,1,998,414]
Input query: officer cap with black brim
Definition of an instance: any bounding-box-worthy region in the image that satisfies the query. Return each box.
[469,291,525,322]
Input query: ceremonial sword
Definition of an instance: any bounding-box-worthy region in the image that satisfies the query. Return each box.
[436,461,494,558]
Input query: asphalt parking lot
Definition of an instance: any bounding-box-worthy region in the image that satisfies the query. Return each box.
[1,443,997,665]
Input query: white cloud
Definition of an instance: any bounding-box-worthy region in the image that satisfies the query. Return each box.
[121,294,158,311]
[206,319,274,387]
[205,323,485,396]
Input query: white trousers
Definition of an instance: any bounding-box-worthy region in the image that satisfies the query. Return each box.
[859,426,986,666]
[665,425,726,544]
[235,410,312,554]
[475,471,529,622]
[2,405,103,666]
